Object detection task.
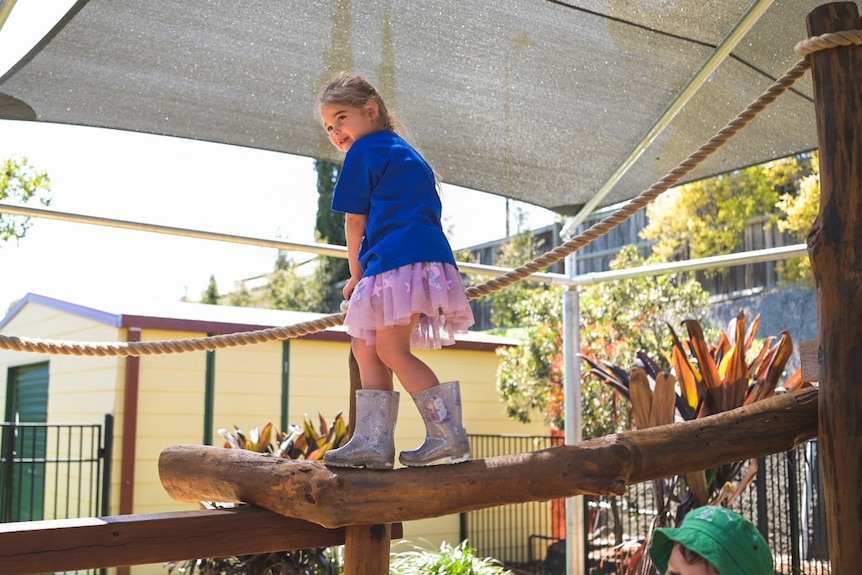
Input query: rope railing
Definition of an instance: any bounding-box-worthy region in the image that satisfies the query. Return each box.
[1,30,858,357]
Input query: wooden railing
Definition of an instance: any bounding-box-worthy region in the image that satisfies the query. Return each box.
[0,505,402,575]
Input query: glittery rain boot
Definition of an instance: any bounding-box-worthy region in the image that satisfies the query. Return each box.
[399,381,471,467]
[323,389,399,469]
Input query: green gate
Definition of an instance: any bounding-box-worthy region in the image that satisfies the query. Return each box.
[2,362,48,521]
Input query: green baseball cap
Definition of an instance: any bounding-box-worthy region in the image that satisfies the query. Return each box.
[648,506,773,575]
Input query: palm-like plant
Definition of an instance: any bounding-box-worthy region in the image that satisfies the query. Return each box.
[218,413,349,462]
[166,414,349,575]
[581,311,810,574]
[389,540,512,575]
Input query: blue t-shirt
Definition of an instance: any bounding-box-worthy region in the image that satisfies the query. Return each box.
[331,130,456,277]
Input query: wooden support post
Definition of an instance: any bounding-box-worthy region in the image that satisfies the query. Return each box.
[345,349,393,573]
[806,2,862,570]
[348,348,360,438]
[345,524,393,575]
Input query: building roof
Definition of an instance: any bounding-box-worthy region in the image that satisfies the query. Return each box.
[0,292,516,351]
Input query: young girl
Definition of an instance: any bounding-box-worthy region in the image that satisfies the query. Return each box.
[316,72,475,470]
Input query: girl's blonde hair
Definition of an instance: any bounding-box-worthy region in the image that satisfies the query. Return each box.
[317,71,440,190]
[316,72,400,133]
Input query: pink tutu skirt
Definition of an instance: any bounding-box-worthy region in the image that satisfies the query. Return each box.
[344,262,475,349]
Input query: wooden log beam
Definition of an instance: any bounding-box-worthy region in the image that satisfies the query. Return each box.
[159,388,818,529]
[806,2,862,570]
[0,505,401,575]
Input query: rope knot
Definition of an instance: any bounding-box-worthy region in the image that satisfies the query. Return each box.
[795,29,862,57]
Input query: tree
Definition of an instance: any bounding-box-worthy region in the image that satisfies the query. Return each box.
[466,208,555,330]
[224,281,253,307]
[201,275,221,305]
[314,160,344,248]
[267,251,326,311]
[579,245,712,369]
[640,155,804,262]
[312,159,349,312]
[1,156,52,244]
[775,152,820,284]
[194,160,345,311]
[494,242,710,437]
[496,286,566,429]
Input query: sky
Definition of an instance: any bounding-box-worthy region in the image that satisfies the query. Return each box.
[0,2,557,313]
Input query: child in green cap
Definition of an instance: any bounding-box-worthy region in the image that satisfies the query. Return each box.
[648,505,773,575]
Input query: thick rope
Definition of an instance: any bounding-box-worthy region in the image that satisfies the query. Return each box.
[795,29,862,56]
[0,315,346,356]
[1,31,857,357]
[465,57,811,300]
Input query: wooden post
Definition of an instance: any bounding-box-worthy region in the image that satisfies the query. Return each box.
[346,348,393,574]
[806,2,862,570]
[348,349,360,437]
[345,524,392,575]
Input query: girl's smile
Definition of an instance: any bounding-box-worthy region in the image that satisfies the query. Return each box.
[320,102,380,152]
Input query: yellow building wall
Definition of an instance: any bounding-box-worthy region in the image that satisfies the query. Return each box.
[0,302,125,525]
[2,303,549,575]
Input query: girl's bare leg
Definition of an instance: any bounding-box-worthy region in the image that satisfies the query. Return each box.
[351,337,394,391]
[375,315,440,394]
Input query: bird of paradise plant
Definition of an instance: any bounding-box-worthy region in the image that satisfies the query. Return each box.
[581,311,809,574]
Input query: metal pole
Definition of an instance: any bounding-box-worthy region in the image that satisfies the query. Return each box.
[560,0,777,237]
[563,252,584,574]
[0,202,809,287]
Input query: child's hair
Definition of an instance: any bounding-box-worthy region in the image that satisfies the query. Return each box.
[317,71,441,192]
[316,72,400,133]
[677,543,716,572]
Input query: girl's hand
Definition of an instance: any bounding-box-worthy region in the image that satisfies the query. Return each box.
[343,276,360,300]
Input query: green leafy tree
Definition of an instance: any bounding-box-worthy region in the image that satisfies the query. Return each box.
[313,159,349,311]
[267,251,327,311]
[200,275,221,305]
[467,208,556,331]
[495,244,709,438]
[223,281,253,307]
[580,245,711,369]
[775,152,820,284]
[1,156,52,244]
[496,287,566,429]
[315,160,345,248]
[641,156,802,263]
[489,230,550,328]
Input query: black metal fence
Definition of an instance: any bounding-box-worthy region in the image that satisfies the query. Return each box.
[0,415,113,523]
[464,435,830,575]
[462,434,565,570]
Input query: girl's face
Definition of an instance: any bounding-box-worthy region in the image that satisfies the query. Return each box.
[665,543,719,575]
[320,101,380,152]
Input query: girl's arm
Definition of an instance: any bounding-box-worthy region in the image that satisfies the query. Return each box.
[343,212,367,299]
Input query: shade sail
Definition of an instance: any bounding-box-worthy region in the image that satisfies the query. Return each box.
[0,0,818,215]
